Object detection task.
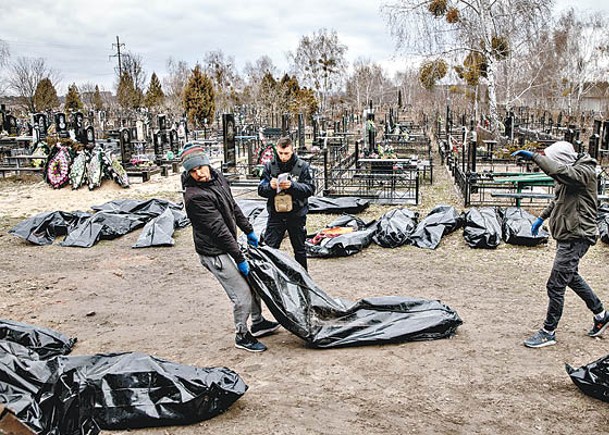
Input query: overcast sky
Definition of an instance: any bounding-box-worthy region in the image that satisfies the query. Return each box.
[2,0,608,95]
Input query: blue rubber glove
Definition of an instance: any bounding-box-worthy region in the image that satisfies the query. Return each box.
[246,231,259,247]
[531,217,544,236]
[511,150,534,161]
[237,260,250,276]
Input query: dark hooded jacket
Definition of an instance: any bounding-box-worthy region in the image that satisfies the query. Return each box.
[258,154,315,217]
[182,169,253,263]
[533,152,598,243]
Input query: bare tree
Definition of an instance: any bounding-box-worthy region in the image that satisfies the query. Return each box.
[552,9,609,116]
[202,49,242,114]
[345,58,391,110]
[163,57,190,116]
[0,39,10,94]
[382,0,552,138]
[243,56,278,124]
[8,57,61,112]
[289,28,348,115]
[115,51,147,108]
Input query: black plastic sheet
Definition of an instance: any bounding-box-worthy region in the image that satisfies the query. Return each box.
[133,208,176,248]
[308,196,370,214]
[10,199,190,249]
[409,205,463,249]
[598,204,609,245]
[500,207,549,246]
[61,352,248,430]
[0,321,247,433]
[372,208,419,248]
[247,246,463,348]
[306,215,376,258]
[463,207,502,249]
[61,211,150,247]
[0,319,76,359]
[566,353,609,402]
[9,211,91,246]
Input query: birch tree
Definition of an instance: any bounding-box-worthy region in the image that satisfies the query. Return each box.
[289,28,347,115]
[552,9,609,115]
[382,0,552,138]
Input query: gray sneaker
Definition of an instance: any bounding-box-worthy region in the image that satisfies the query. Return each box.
[524,330,556,348]
[235,332,267,352]
[587,312,609,337]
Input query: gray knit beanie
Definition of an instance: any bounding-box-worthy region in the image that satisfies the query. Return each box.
[181,144,210,172]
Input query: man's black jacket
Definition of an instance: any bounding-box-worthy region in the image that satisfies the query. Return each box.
[258,154,315,218]
[182,170,253,263]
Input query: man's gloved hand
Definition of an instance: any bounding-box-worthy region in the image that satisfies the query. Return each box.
[511,150,535,161]
[246,231,259,247]
[531,217,544,236]
[237,260,250,276]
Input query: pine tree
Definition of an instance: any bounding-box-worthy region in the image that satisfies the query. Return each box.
[64,83,83,111]
[144,72,165,110]
[117,72,137,110]
[92,85,104,111]
[33,78,60,111]
[182,64,215,128]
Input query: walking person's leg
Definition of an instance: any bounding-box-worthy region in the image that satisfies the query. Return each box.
[198,254,267,351]
[566,240,609,336]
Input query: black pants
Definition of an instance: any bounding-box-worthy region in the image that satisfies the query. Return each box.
[264,214,308,271]
[543,239,603,332]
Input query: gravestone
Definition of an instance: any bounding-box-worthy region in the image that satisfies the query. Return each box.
[85,126,95,148]
[73,112,85,143]
[297,113,305,150]
[55,112,68,138]
[120,127,132,166]
[169,129,178,154]
[158,114,167,131]
[281,113,290,136]
[222,113,236,168]
[5,114,17,135]
[33,113,47,139]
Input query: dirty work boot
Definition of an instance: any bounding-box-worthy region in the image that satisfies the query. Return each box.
[524,329,556,348]
[251,319,281,338]
[235,332,267,352]
[588,312,609,337]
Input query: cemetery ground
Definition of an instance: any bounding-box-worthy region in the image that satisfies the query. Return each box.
[1,161,608,435]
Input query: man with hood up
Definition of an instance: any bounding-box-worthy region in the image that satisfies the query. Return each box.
[512,141,608,348]
[181,144,280,352]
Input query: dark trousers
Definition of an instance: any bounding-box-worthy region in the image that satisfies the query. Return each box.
[543,239,603,332]
[264,214,308,271]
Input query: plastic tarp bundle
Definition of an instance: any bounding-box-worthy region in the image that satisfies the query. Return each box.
[0,320,247,433]
[409,205,464,249]
[132,208,176,248]
[566,353,609,402]
[598,204,609,244]
[236,199,269,239]
[9,211,92,246]
[306,215,376,258]
[499,207,549,246]
[9,199,190,248]
[247,245,463,348]
[372,208,419,248]
[462,207,502,249]
[308,197,370,214]
[0,319,76,359]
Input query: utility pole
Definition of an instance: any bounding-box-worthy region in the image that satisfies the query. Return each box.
[110,36,125,126]
[110,35,124,78]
